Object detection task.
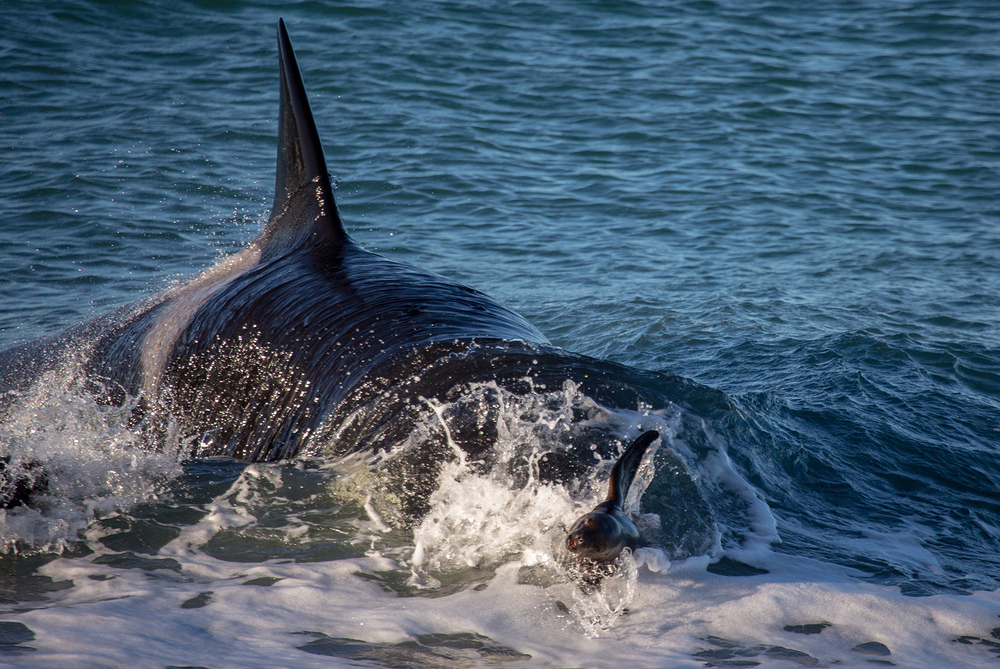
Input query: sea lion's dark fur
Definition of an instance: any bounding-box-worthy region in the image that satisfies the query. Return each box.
[567,430,659,563]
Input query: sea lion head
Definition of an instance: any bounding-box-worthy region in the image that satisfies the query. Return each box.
[566,507,630,563]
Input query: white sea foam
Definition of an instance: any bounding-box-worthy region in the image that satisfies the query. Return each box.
[5,378,996,668]
[0,369,182,553]
[6,538,1000,668]
[378,382,724,569]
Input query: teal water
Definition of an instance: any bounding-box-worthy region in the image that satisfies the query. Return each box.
[3,1,1000,666]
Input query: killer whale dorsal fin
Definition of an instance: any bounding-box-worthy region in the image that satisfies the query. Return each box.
[606,430,659,507]
[263,19,348,252]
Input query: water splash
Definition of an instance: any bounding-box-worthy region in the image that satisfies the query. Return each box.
[0,367,771,639]
[329,382,724,627]
[0,368,182,553]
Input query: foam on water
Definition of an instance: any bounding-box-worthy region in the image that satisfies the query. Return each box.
[9,528,1000,667]
[0,372,785,656]
[405,382,674,576]
[0,366,183,553]
[357,380,767,593]
[0,354,998,667]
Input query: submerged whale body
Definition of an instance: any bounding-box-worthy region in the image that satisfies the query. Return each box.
[0,21,720,556]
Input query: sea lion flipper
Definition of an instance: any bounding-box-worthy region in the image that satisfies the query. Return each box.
[606,430,659,506]
[266,19,348,251]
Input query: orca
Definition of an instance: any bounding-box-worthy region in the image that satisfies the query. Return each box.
[0,21,713,546]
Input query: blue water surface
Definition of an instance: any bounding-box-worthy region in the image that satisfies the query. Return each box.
[2,0,1000,599]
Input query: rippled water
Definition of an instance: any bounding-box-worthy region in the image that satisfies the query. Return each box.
[2,0,1000,666]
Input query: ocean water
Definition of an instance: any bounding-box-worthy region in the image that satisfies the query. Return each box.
[2,0,1000,667]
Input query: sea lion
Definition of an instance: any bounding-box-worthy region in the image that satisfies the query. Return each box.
[566,430,659,563]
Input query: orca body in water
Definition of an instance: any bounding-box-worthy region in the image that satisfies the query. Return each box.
[0,22,719,554]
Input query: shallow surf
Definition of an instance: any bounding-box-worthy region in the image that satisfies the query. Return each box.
[3,0,1000,667]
